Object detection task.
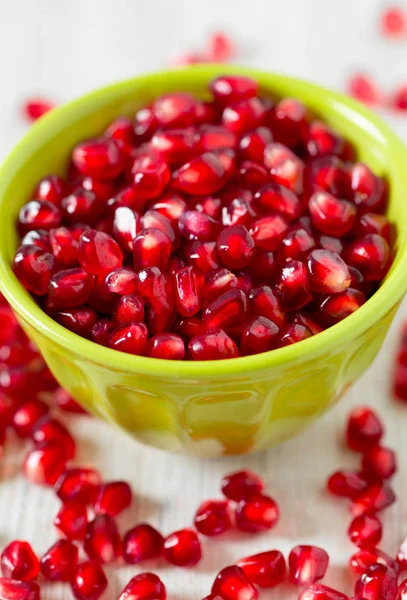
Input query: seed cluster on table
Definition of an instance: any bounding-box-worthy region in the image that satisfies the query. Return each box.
[12,75,393,360]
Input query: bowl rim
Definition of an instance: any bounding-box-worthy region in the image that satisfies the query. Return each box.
[1,64,407,378]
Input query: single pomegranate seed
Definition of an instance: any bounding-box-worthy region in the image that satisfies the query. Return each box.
[23,442,67,486]
[23,98,54,122]
[201,268,237,304]
[0,578,40,600]
[55,306,98,338]
[235,160,269,190]
[207,31,235,61]
[249,286,286,328]
[350,548,399,575]
[1,542,40,581]
[198,124,236,152]
[49,227,78,268]
[40,539,79,582]
[55,467,102,504]
[277,260,312,310]
[240,316,279,355]
[172,266,202,317]
[189,328,238,360]
[254,183,300,221]
[173,152,225,195]
[91,318,113,347]
[298,584,349,600]
[320,289,366,325]
[309,155,349,197]
[221,469,264,501]
[119,573,166,600]
[347,74,382,106]
[194,500,232,536]
[306,121,345,157]
[237,550,286,588]
[239,127,272,163]
[309,191,356,237]
[94,481,132,516]
[380,7,407,38]
[279,224,315,264]
[344,234,389,281]
[31,416,76,459]
[114,294,145,324]
[133,228,172,271]
[264,142,304,194]
[307,249,350,293]
[178,210,220,242]
[348,514,382,548]
[48,268,94,308]
[293,312,323,335]
[129,156,171,200]
[353,213,391,242]
[61,189,101,225]
[80,177,115,202]
[355,564,398,600]
[327,470,370,499]
[140,211,176,246]
[13,245,55,295]
[151,128,196,165]
[109,321,149,355]
[20,228,51,251]
[84,514,122,564]
[123,523,164,564]
[351,163,385,210]
[33,174,67,206]
[112,206,140,252]
[72,138,125,180]
[269,97,307,148]
[212,565,258,600]
[362,445,397,480]
[78,230,123,277]
[222,196,256,228]
[188,240,220,273]
[71,561,108,600]
[217,225,255,268]
[11,399,49,438]
[222,97,265,134]
[163,528,201,567]
[346,406,384,452]
[350,482,396,517]
[289,546,329,586]
[105,267,138,295]
[203,289,247,331]
[152,92,197,128]
[235,493,279,533]
[150,193,187,222]
[391,85,407,112]
[209,75,258,106]
[317,235,344,255]
[54,502,88,540]
[147,333,185,360]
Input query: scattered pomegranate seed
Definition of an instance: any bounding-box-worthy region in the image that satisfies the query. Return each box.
[11,399,49,438]
[55,467,102,504]
[54,502,88,540]
[163,528,202,567]
[212,565,258,600]
[235,493,279,533]
[194,500,232,536]
[123,523,164,564]
[348,514,383,548]
[380,7,407,38]
[54,387,87,414]
[119,573,166,600]
[298,584,348,600]
[327,470,370,499]
[350,547,399,575]
[207,32,235,62]
[289,545,329,586]
[221,469,264,501]
[40,539,79,581]
[23,442,67,486]
[83,514,122,564]
[347,74,381,106]
[237,550,286,588]
[22,98,55,122]
[350,482,396,517]
[71,561,108,600]
[354,564,398,600]
[362,445,397,480]
[1,541,40,581]
[94,481,132,516]
[31,416,76,460]
[390,84,407,111]
[346,406,384,452]
[0,578,40,600]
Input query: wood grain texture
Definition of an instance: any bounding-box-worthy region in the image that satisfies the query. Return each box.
[0,0,407,597]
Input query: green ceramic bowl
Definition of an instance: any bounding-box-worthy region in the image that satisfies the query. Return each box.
[0,65,407,457]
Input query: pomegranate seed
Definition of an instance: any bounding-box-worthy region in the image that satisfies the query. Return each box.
[264,142,304,194]
[299,584,349,600]
[217,225,255,268]
[235,160,269,190]
[81,177,115,202]
[194,500,232,536]
[31,416,75,459]
[317,235,344,255]
[55,306,98,338]
[207,31,235,62]
[320,289,366,325]
[350,482,396,517]
[123,524,164,564]
[20,229,51,251]
[152,92,197,128]
[33,175,67,206]
[235,493,279,533]
[72,138,125,180]
[293,312,323,335]
[173,152,225,195]
[23,98,54,122]
[132,228,172,271]
[54,502,88,540]
[222,196,256,228]
[105,267,138,295]
[147,333,185,360]
[254,183,300,221]
[380,7,407,38]
[49,227,78,268]
[209,75,258,106]
[55,467,102,504]
[212,565,258,600]
[306,121,345,157]
[198,125,237,152]
[249,286,286,328]
[61,189,101,225]
[0,578,40,600]
[48,268,94,308]
[84,514,122,564]
[307,249,350,293]
[240,316,279,355]
[348,515,382,548]
[94,481,132,516]
[203,288,247,331]
[151,128,196,165]
[269,97,307,148]
[188,240,220,272]
[347,74,381,106]
[350,548,399,575]
[179,210,220,242]
[11,399,49,438]
[119,573,166,600]
[112,206,140,252]
[277,260,312,310]
[279,229,315,264]
[114,294,145,324]
[362,445,397,480]
[289,545,329,586]
[327,470,370,499]
[163,528,201,567]
[91,319,113,347]
[109,321,149,355]
[250,214,289,252]
[78,230,123,277]
[353,213,391,242]
[237,550,286,588]
[221,469,264,501]
[354,564,398,600]
[189,329,238,360]
[352,163,386,211]
[397,537,407,571]
[248,251,278,283]
[309,155,349,197]
[71,561,108,600]
[344,234,389,281]
[129,156,170,200]
[1,542,40,581]
[13,245,55,295]
[346,406,384,452]
[150,193,187,222]
[309,191,356,237]
[40,539,79,582]
[391,85,407,112]
[201,268,237,304]
[23,443,67,486]
[222,97,265,134]
[398,579,407,600]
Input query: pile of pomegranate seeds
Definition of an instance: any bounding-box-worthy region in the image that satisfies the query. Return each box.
[12,75,392,361]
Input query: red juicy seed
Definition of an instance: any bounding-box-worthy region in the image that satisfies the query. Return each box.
[217,225,255,268]
[33,175,68,206]
[123,524,164,564]
[23,442,67,485]
[23,98,54,122]
[109,321,149,354]
[113,206,140,252]
[249,286,286,328]
[307,249,350,294]
[105,115,135,146]
[222,197,256,228]
[163,528,201,567]
[54,502,88,540]
[207,31,235,62]
[188,241,220,273]
[173,266,202,317]
[147,333,185,360]
[179,210,221,242]
[309,191,356,237]
[174,316,204,340]
[362,445,397,480]
[209,75,258,106]
[235,160,269,190]
[222,97,265,134]
[319,289,366,325]
[353,213,391,242]
[105,267,138,295]
[278,321,314,346]
[250,214,289,251]
[264,142,304,193]
[277,260,312,310]
[11,399,49,438]
[130,157,171,200]
[289,545,329,586]
[348,515,382,548]
[71,223,91,241]
[391,85,407,111]
[0,578,40,600]
[350,548,399,575]
[114,294,144,324]
[0,307,19,342]
[351,483,396,517]
[317,234,344,254]
[239,127,273,162]
[397,537,407,571]
[1,542,40,581]
[134,107,158,141]
[55,467,102,504]
[347,74,382,106]
[55,306,98,337]
[91,319,113,346]
[80,177,115,203]
[344,234,390,281]
[255,183,301,221]
[249,251,278,283]
[237,550,286,588]
[235,493,279,533]
[194,101,220,124]
[393,365,407,402]
[71,561,108,600]
[13,245,55,295]
[150,193,187,222]
[61,189,102,225]
[346,406,384,452]
[20,229,51,251]
[152,92,197,128]
[306,121,345,157]
[299,584,349,600]
[119,573,166,600]
[140,210,176,247]
[49,227,78,268]
[78,230,123,277]
[269,97,308,148]
[198,125,237,151]
[0,342,38,369]
[351,163,386,212]
[280,228,316,263]
[152,128,196,165]
[293,313,323,335]
[355,564,398,600]
[72,138,125,180]
[40,539,79,582]
[240,316,280,355]
[201,268,237,304]
[188,329,238,360]
[84,514,122,564]
[235,270,254,294]
[203,288,247,331]
[94,481,132,516]
[173,152,225,195]
[380,7,407,38]
[212,565,259,600]
[327,470,370,499]
[48,268,94,308]
[194,500,232,536]
[32,416,76,460]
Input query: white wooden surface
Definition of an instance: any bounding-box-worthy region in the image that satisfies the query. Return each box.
[1,1,407,598]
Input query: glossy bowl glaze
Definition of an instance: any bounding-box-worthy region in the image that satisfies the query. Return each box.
[1,65,407,457]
